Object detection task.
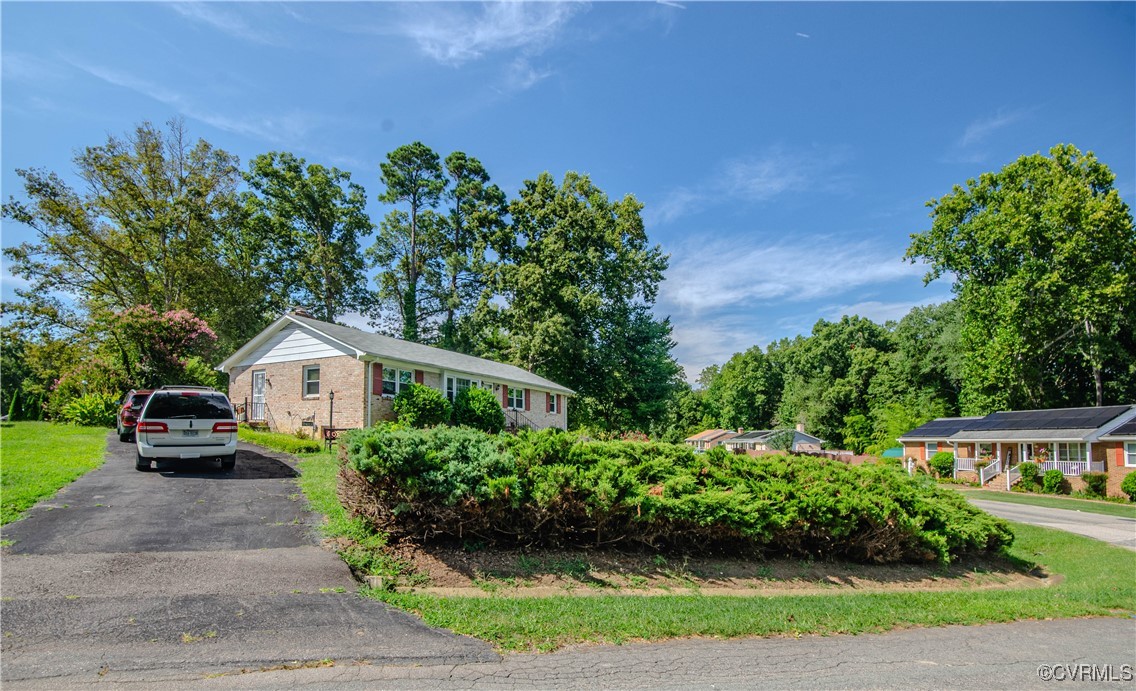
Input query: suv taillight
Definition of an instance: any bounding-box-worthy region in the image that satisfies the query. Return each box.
[137,421,168,433]
[212,422,238,433]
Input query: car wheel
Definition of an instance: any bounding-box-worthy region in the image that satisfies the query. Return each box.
[135,453,151,471]
[220,454,236,471]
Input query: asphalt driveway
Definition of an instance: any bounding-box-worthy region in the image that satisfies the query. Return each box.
[0,433,496,683]
[967,498,1136,551]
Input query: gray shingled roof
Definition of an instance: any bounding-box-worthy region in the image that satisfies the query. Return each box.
[288,314,574,395]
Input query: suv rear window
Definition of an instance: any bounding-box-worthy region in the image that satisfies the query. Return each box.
[129,393,151,408]
[143,393,234,420]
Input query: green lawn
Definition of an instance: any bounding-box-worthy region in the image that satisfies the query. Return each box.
[247,430,1136,653]
[1,421,109,525]
[956,488,1136,519]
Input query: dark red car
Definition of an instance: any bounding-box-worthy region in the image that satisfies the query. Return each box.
[116,389,154,442]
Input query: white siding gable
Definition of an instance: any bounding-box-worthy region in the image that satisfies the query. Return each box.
[238,323,354,366]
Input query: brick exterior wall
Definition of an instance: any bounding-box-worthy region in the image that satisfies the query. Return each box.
[229,355,365,434]
[1101,441,1135,499]
[230,356,569,434]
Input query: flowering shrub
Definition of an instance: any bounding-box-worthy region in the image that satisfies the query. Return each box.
[107,305,218,387]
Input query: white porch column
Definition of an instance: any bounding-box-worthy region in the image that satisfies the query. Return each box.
[952,441,958,479]
[1086,441,1093,473]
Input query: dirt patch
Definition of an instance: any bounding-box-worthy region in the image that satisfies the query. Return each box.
[374,539,1049,597]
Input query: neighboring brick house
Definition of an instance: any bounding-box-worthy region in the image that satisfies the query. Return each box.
[217,312,573,435]
[898,405,1136,497]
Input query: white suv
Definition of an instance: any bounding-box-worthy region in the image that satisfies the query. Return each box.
[135,387,238,471]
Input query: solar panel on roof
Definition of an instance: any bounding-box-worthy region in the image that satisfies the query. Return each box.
[966,406,1130,431]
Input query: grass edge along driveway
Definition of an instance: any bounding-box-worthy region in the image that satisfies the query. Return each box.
[955,488,1136,519]
[262,433,1136,653]
[1,421,109,526]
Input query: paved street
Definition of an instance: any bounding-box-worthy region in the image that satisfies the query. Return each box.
[968,498,1136,551]
[0,435,496,684]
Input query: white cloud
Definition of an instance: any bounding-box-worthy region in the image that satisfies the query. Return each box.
[821,297,952,325]
[660,236,923,314]
[670,319,766,384]
[69,61,314,145]
[169,2,278,45]
[503,57,553,92]
[1,53,65,83]
[649,146,851,225]
[957,108,1029,148]
[401,2,583,67]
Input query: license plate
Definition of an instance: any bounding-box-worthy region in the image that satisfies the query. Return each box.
[183,430,199,437]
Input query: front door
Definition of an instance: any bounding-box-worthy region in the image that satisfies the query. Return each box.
[251,370,266,421]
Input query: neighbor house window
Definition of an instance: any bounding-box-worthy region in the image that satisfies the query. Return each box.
[303,365,320,397]
[507,387,525,410]
[1125,443,1136,468]
[548,393,559,414]
[925,442,938,457]
[1057,442,1085,463]
[445,376,475,401]
[382,368,413,397]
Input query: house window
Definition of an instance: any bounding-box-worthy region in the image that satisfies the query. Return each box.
[445,376,475,401]
[507,387,525,410]
[1057,442,1085,463]
[302,365,320,397]
[382,368,414,397]
[925,442,938,457]
[548,393,559,414]
[978,443,993,458]
[1125,443,1136,468]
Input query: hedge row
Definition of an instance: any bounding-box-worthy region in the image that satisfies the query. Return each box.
[340,425,1013,564]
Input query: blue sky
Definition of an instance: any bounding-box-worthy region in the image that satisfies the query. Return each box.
[3,2,1134,381]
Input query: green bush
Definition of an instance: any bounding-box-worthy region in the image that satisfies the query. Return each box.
[342,426,1012,564]
[1120,473,1136,502]
[391,384,452,428]
[58,392,119,427]
[928,451,955,478]
[7,390,21,421]
[453,387,505,434]
[1018,462,1040,490]
[1042,468,1068,494]
[1080,472,1108,499]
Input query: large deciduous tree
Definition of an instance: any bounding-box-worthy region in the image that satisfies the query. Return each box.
[371,142,447,342]
[0,119,290,355]
[493,171,671,428]
[702,346,782,431]
[906,144,1136,412]
[244,152,374,322]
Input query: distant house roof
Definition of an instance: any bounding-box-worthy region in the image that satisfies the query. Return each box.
[949,405,1134,442]
[1097,416,1136,440]
[217,313,574,395]
[685,429,736,443]
[897,417,983,442]
[898,406,1136,444]
[725,430,775,442]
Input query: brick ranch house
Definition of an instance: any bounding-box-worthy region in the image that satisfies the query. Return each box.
[217,312,573,435]
[898,405,1136,498]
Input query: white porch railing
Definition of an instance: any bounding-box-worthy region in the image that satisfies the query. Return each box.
[1005,465,1021,490]
[979,458,1003,485]
[954,457,978,472]
[1033,460,1103,476]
